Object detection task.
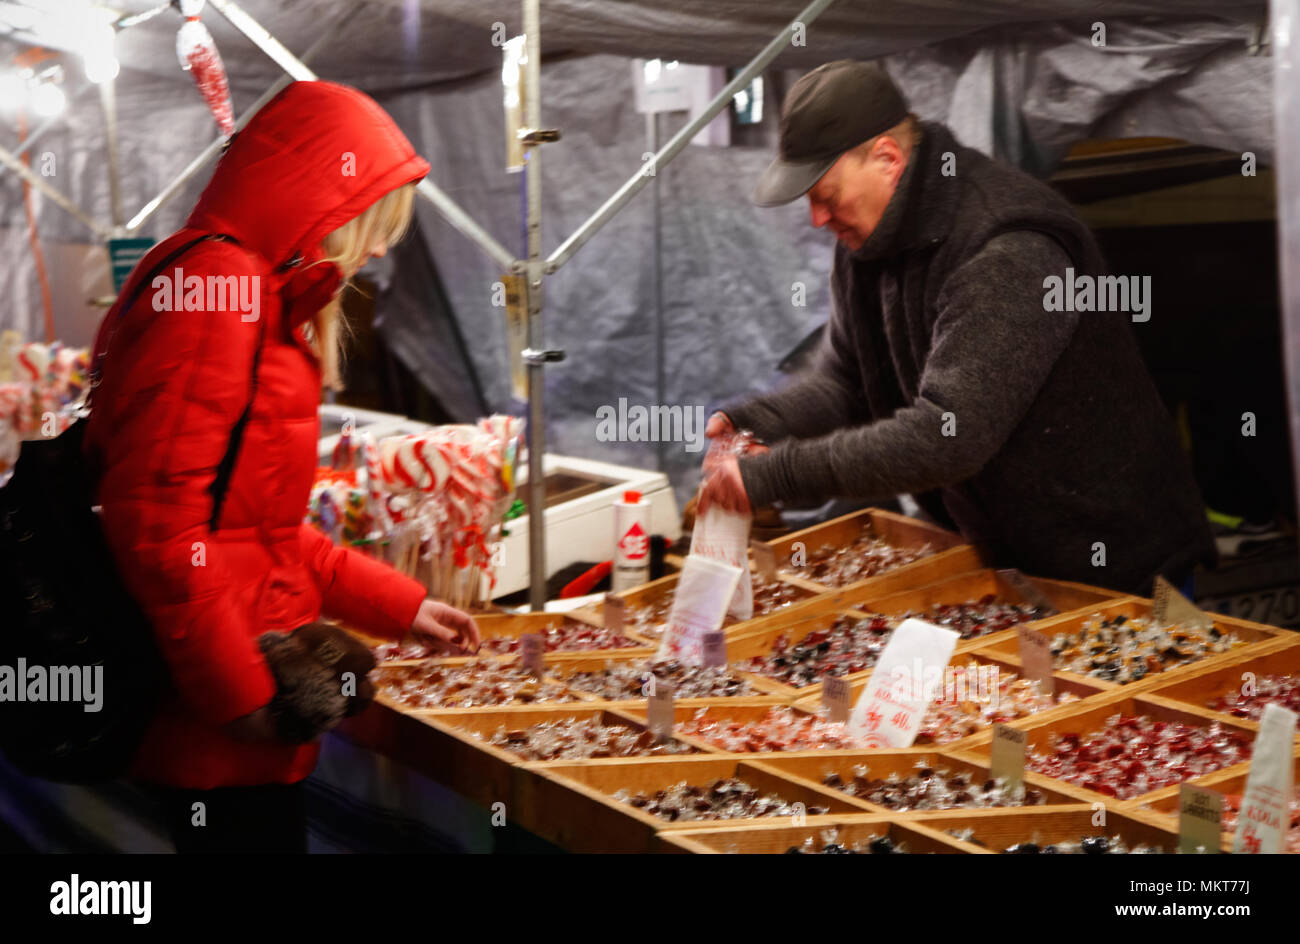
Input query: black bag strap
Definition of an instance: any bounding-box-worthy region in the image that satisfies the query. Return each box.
[91,233,265,531]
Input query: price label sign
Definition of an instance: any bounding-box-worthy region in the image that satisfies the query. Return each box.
[995,568,1056,612]
[1016,626,1055,697]
[648,681,675,742]
[519,633,544,676]
[1179,784,1223,855]
[1232,702,1297,854]
[750,539,777,582]
[604,593,626,634]
[990,723,1027,791]
[1152,575,1212,632]
[823,676,851,723]
[848,618,959,748]
[701,630,726,668]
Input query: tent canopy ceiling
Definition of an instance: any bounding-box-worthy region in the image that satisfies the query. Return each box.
[0,0,1270,92]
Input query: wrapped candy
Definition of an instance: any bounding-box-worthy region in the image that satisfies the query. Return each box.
[1211,673,1300,719]
[786,534,932,587]
[679,706,867,752]
[823,763,1044,811]
[480,718,695,761]
[613,779,827,823]
[372,659,578,709]
[1026,714,1252,800]
[176,0,234,137]
[1049,614,1243,684]
[553,658,756,700]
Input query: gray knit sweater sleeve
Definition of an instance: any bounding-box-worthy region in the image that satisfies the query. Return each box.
[720,266,868,443]
[738,231,1080,507]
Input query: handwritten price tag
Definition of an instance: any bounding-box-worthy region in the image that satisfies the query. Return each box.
[701,630,727,668]
[519,633,544,676]
[1152,575,1212,632]
[990,723,1026,791]
[995,568,1056,612]
[1016,626,1055,697]
[1179,784,1224,855]
[823,676,851,723]
[648,682,675,742]
[604,593,626,634]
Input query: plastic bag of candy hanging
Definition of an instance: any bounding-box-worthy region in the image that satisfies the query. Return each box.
[691,428,757,620]
[176,0,234,137]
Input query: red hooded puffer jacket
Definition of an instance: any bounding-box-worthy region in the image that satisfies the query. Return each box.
[84,81,431,789]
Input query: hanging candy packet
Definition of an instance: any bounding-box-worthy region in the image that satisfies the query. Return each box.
[656,555,743,665]
[176,0,235,137]
[692,429,757,620]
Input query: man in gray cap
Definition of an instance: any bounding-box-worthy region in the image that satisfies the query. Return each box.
[699,61,1213,594]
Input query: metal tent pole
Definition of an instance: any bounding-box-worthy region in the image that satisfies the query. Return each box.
[205,0,517,272]
[648,110,665,471]
[99,77,124,228]
[522,0,548,610]
[0,141,109,238]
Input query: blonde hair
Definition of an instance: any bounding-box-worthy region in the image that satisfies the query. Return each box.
[308,182,417,389]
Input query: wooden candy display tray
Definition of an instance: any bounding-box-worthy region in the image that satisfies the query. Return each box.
[658,814,978,854]
[825,567,1124,644]
[727,567,1122,702]
[759,507,975,595]
[906,805,1184,854]
[600,568,820,640]
[539,650,793,702]
[749,747,1084,811]
[337,702,709,815]
[955,690,1260,807]
[520,755,863,853]
[1137,635,1300,736]
[1130,748,1300,853]
[347,609,647,668]
[971,596,1285,695]
[789,648,1108,751]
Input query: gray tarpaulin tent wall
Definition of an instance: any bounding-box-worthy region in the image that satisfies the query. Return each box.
[0,0,1282,520]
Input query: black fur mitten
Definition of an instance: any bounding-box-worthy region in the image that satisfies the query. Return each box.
[256,631,348,743]
[292,621,377,717]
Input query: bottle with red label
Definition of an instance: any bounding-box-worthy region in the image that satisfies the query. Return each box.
[612,489,651,591]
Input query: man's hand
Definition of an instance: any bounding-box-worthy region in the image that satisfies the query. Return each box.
[410,599,481,655]
[697,454,752,516]
[705,412,734,440]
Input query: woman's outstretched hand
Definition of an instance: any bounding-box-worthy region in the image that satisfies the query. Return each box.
[410,599,481,655]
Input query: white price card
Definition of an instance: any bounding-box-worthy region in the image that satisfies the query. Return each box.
[656,555,742,665]
[1232,702,1297,854]
[848,618,959,748]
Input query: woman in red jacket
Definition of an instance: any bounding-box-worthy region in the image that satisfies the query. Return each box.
[84,81,479,853]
